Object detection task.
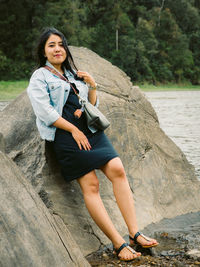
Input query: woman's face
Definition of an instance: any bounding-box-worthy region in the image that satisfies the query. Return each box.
[44,34,67,68]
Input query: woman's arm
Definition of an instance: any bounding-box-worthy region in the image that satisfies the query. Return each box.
[76,71,97,105]
[53,117,91,151]
[88,86,97,106]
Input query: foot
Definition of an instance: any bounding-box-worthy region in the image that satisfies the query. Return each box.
[129,232,159,248]
[114,242,141,261]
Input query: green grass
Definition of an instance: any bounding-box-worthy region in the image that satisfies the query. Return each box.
[0,80,29,101]
[139,82,200,91]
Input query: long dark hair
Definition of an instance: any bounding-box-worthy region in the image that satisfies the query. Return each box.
[35,27,78,77]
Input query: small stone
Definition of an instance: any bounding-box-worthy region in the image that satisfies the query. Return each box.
[186,249,200,260]
[160,250,169,256]
[102,252,109,260]
[160,232,169,237]
[194,262,200,265]
[173,260,184,267]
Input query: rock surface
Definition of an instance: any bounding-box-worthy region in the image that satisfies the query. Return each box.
[0,151,90,267]
[0,46,200,256]
[0,101,9,111]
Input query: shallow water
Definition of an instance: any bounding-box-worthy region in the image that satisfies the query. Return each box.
[143,211,200,257]
[145,90,200,180]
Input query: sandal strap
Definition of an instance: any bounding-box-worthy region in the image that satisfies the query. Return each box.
[126,245,137,254]
[129,232,151,244]
[140,233,151,242]
[115,242,136,256]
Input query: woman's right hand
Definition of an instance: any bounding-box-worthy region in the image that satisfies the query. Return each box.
[71,128,91,151]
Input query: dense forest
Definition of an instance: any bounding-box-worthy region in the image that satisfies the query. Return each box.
[1,0,200,84]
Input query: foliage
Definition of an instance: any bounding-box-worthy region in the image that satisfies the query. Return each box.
[1,0,200,84]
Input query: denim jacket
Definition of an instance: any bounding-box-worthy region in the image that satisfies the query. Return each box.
[27,61,99,141]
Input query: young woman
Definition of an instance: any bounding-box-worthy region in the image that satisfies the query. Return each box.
[27,27,158,262]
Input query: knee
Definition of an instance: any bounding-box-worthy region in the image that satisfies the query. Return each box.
[111,164,126,181]
[104,158,127,181]
[82,177,100,195]
[89,179,100,194]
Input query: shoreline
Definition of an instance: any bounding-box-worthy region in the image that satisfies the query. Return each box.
[87,211,200,266]
[138,83,200,92]
[141,88,200,92]
[143,88,200,92]
[1,80,200,102]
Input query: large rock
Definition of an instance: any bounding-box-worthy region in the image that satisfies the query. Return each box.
[0,151,90,267]
[0,46,200,256]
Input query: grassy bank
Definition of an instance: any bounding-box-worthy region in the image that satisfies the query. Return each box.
[0,80,29,101]
[1,80,200,101]
[139,83,200,91]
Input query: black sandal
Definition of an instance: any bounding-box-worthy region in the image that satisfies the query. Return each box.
[129,232,159,248]
[114,242,140,262]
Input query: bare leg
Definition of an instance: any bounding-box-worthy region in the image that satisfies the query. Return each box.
[100,157,158,247]
[77,170,140,261]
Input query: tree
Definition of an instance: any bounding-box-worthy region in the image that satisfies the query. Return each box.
[151,7,194,82]
[0,0,200,83]
[165,0,200,34]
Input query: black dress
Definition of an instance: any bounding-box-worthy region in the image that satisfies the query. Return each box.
[53,83,118,182]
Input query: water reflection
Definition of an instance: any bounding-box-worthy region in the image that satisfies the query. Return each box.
[145,90,200,180]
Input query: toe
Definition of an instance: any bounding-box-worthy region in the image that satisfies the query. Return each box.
[152,238,159,245]
[118,247,139,261]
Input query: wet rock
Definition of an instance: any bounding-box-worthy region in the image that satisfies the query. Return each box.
[160,250,184,257]
[186,249,200,260]
[173,260,184,267]
[102,252,109,260]
[135,246,156,256]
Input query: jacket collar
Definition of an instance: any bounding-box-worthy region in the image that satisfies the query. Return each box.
[45,60,72,77]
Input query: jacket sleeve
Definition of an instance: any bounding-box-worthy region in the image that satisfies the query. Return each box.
[27,69,60,126]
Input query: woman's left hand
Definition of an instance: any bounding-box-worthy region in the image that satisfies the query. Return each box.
[77,71,96,88]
